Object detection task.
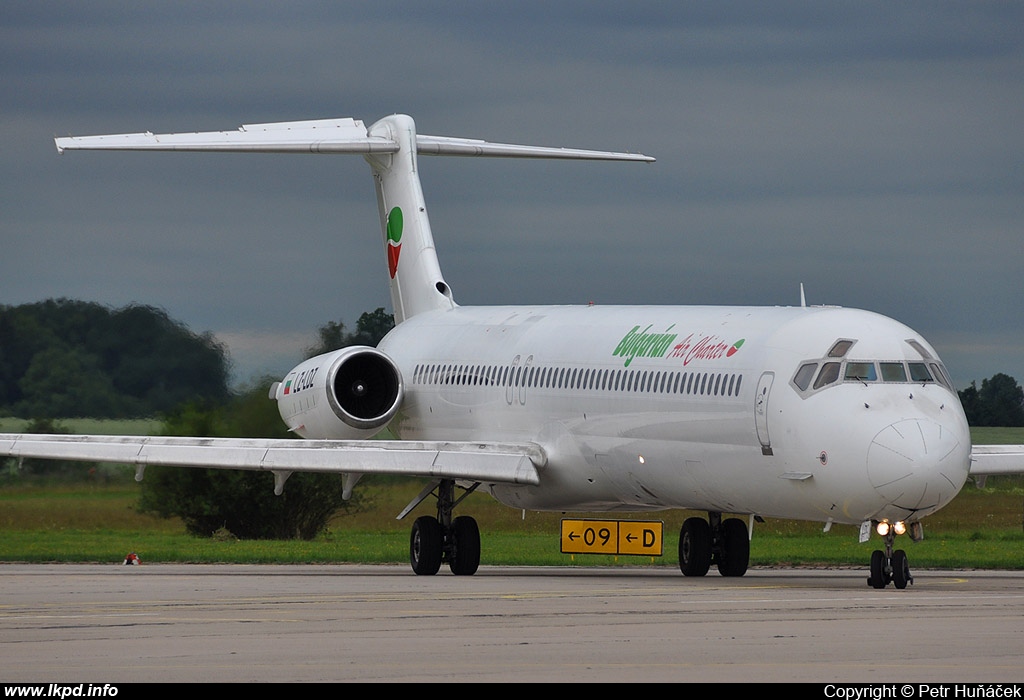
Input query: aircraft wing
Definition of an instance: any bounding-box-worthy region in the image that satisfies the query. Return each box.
[969,445,1024,476]
[0,433,543,486]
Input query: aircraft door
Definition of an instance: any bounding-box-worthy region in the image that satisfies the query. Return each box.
[754,371,774,456]
[505,355,520,406]
[519,355,533,406]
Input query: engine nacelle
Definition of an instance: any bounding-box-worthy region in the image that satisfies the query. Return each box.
[272,346,404,439]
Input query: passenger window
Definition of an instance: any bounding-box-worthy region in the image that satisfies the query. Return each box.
[793,363,817,391]
[845,362,877,382]
[880,362,907,382]
[908,363,933,382]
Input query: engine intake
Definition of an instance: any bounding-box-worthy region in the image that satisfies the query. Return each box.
[274,346,404,439]
[328,349,402,429]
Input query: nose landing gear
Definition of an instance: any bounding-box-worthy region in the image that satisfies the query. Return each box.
[867,521,913,589]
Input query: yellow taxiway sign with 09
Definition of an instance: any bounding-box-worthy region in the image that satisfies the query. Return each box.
[560,519,663,556]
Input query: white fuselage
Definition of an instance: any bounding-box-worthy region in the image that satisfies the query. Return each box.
[48,113,974,534]
[378,303,971,526]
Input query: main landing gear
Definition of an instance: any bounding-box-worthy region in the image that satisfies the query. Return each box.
[867,520,914,589]
[406,478,481,576]
[678,512,750,578]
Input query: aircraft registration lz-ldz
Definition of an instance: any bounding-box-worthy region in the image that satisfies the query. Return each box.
[3,114,1022,587]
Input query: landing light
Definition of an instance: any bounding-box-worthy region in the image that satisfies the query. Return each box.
[875,520,908,537]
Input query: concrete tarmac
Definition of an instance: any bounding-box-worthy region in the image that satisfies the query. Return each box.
[2,564,1023,683]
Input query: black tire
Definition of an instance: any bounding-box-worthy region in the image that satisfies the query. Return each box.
[679,517,712,577]
[717,518,750,577]
[892,549,911,590]
[410,515,443,575]
[869,549,887,589]
[449,515,481,576]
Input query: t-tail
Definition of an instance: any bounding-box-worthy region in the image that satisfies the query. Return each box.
[364,114,453,322]
[55,114,654,324]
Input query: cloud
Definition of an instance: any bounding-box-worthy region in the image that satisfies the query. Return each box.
[3,3,1022,386]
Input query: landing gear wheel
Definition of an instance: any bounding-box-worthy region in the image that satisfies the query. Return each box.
[449,515,481,576]
[868,549,887,589]
[679,517,712,577]
[717,518,750,577]
[891,549,912,589]
[410,515,443,575]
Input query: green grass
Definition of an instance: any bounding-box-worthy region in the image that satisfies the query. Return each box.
[970,426,1024,445]
[0,417,163,435]
[2,473,1023,568]
[1,426,1023,568]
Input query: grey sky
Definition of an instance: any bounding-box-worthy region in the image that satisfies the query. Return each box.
[3,2,1022,388]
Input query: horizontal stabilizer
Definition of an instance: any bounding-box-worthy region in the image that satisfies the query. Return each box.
[55,118,398,155]
[0,433,544,486]
[415,134,655,162]
[55,116,655,162]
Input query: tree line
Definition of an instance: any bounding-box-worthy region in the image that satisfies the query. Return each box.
[2,300,395,540]
[0,299,229,418]
[957,373,1024,427]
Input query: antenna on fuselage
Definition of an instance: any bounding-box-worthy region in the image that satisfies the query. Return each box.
[800,283,807,308]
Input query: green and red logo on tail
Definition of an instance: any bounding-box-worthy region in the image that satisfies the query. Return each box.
[386,206,403,278]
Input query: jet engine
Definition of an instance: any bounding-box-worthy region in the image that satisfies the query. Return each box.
[272,346,404,439]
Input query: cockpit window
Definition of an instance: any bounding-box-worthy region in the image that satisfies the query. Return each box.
[793,362,817,391]
[906,339,933,360]
[791,335,955,398]
[828,340,854,358]
[813,362,841,390]
[908,362,934,383]
[930,363,954,391]
[880,362,908,382]
[844,362,877,382]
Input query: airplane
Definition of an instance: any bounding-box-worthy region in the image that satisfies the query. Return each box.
[2,113,1023,587]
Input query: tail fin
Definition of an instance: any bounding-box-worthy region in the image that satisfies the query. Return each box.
[364,115,453,322]
[56,114,654,323]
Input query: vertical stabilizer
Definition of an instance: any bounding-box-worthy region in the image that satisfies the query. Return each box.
[364,115,455,324]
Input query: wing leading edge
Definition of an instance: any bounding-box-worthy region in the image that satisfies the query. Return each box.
[0,433,543,487]
[969,444,1024,477]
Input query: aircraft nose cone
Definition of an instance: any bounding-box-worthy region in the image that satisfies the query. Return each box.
[867,418,968,516]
